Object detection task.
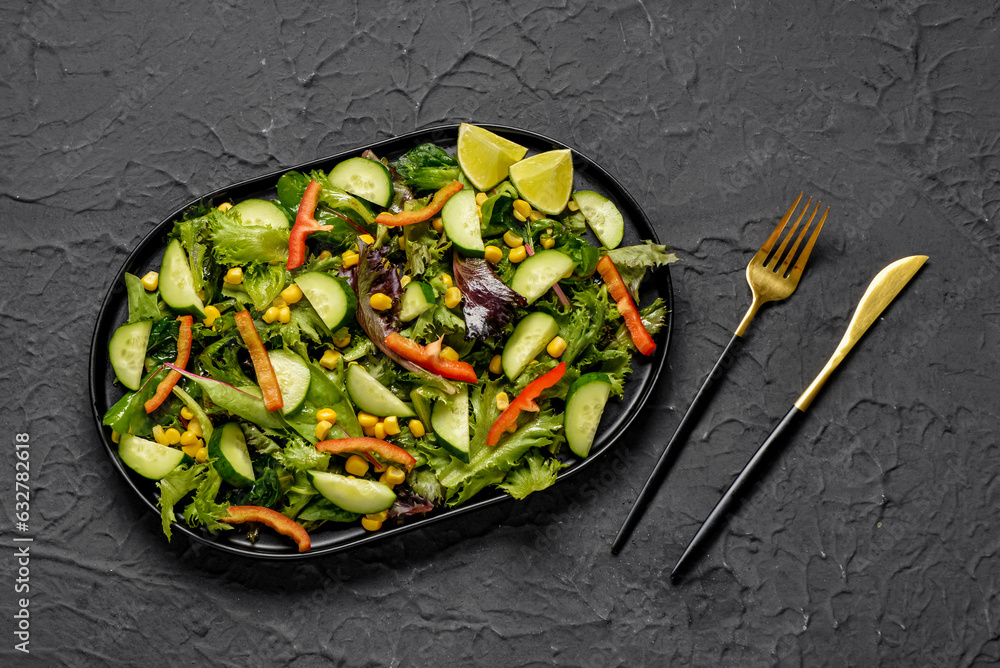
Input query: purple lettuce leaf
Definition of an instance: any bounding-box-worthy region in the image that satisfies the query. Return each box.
[452,254,527,340]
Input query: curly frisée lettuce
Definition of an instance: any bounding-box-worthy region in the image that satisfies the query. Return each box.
[102,124,674,552]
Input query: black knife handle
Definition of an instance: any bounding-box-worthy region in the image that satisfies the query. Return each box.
[611,332,744,554]
[670,405,805,580]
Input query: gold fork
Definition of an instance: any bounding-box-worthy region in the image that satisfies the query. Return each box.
[610,194,828,554]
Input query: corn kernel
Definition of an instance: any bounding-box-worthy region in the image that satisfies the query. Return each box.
[385,466,406,486]
[180,430,199,446]
[508,245,527,263]
[400,275,412,288]
[195,447,209,463]
[374,422,386,440]
[182,442,200,458]
[444,286,463,309]
[217,202,233,212]
[409,419,426,438]
[507,422,518,434]
[431,217,444,233]
[489,354,503,375]
[567,199,579,211]
[484,245,503,264]
[440,273,453,288]
[513,199,532,218]
[477,207,483,221]
[541,236,556,250]
[320,349,341,369]
[279,284,303,305]
[398,235,406,250]
[333,333,352,348]
[359,233,375,246]
[316,408,338,423]
[529,359,539,365]
[341,250,360,268]
[475,192,489,206]
[496,392,510,411]
[361,516,383,531]
[141,271,159,291]
[318,250,333,261]
[180,406,195,421]
[563,268,574,279]
[529,211,545,222]
[358,412,379,428]
[362,424,377,437]
[440,346,459,361]
[111,430,120,444]
[278,306,291,324]
[224,267,244,285]
[202,305,221,328]
[368,510,389,522]
[262,306,279,324]
[187,418,203,437]
[546,336,567,358]
[345,454,369,477]
[315,420,332,440]
[272,296,287,308]
[513,209,527,222]
[152,425,168,445]
[384,416,400,435]
[379,471,395,488]
[370,292,393,311]
[503,230,524,248]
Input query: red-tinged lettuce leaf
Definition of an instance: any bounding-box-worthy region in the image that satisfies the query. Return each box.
[452,255,526,340]
[387,484,435,520]
[352,241,458,394]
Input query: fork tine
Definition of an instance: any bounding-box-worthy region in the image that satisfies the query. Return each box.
[770,197,811,269]
[760,192,803,255]
[778,201,819,276]
[790,205,828,275]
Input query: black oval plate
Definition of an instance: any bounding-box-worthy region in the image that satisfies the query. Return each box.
[89,124,673,560]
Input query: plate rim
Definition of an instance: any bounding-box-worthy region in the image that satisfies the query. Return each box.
[88,122,674,560]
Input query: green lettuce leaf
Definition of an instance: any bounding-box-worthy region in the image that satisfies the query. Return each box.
[243,264,288,311]
[276,439,331,472]
[125,273,161,322]
[209,210,290,265]
[392,143,460,191]
[182,466,232,534]
[157,463,207,540]
[605,241,678,299]
[498,452,564,499]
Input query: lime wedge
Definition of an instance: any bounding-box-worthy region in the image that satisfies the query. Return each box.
[457,123,528,191]
[508,149,574,215]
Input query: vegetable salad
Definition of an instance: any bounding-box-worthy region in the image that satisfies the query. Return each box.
[102,125,676,552]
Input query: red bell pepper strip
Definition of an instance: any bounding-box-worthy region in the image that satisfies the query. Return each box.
[315,437,417,472]
[384,332,478,384]
[596,255,656,356]
[287,180,333,270]
[374,180,463,227]
[221,505,311,553]
[144,315,194,413]
[486,362,566,446]
[234,310,284,412]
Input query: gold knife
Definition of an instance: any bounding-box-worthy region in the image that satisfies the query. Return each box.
[671,255,928,580]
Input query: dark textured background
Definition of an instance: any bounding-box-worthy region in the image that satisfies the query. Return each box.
[2,1,999,665]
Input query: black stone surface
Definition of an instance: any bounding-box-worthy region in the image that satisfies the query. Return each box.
[2,1,999,665]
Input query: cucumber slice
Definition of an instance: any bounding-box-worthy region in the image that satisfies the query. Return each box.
[109,320,152,390]
[502,312,560,381]
[509,250,576,304]
[229,199,289,230]
[159,238,207,318]
[571,191,624,249]
[307,471,396,514]
[440,189,485,257]
[118,433,185,480]
[294,272,357,330]
[346,364,415,418]
[267,349,311,415]
[564,373,613,458]
[207,422,256,487]
[399,281,435,322]
[431,384,469,463]
[328,157,394,208]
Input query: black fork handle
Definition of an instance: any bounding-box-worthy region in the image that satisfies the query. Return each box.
[611,332,744,554]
